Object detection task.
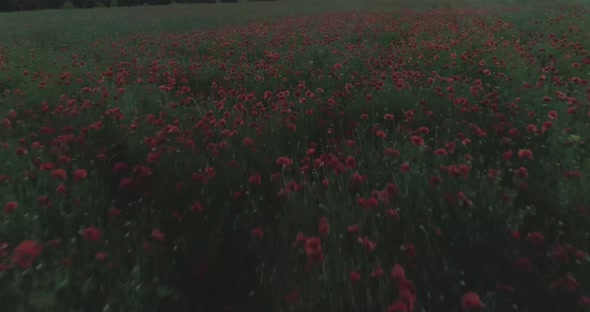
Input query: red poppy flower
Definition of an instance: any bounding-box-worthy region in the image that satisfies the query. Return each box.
[73,169,88,181]
[12,240,43,269]
[81,227,102,242]
[304,237,324,268]
[4,201,17,214]
[347,224,360,233]
[371,266,384,278]
[400,162,410,173]
[248,174,262,186]
[358,236,377,252]
[434,148,448,156]
[251,228,264,239]
[51,169,67,180]
[461,291,485,310]
[410,135,424,146]
[242,137,255,147]
[276,157,293,167]
[517,149,534,160]
[318,217,329,236]
[349,271,361,283]
[151,229,165,242]
[390,264,406,281]
[527,231,545,246]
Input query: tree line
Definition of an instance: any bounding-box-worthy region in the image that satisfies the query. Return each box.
[0,0,267,12]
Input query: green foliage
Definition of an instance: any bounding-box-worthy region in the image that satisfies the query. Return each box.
[1,3,590,312]
[62,0,75,9]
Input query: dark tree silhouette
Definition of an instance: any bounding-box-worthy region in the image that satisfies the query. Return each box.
[0,0,246,12]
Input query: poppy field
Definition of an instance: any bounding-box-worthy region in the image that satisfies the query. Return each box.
[1,2,590,311]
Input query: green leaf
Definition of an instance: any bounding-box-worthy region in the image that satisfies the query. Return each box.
[29,291,57,310]
[155,286,173,298]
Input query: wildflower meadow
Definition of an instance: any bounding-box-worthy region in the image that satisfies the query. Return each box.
[1,2,590,311]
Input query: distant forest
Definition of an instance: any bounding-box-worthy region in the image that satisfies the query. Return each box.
[0,0,267,12]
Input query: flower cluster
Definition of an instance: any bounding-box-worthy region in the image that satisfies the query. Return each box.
[0,4,589,312]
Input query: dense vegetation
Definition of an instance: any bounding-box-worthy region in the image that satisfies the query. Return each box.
[0,0,262,12]
[1,2,590,312]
